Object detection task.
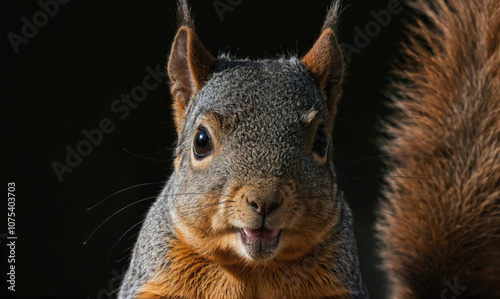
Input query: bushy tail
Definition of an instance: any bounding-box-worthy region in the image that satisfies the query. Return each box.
[377,0,500,297]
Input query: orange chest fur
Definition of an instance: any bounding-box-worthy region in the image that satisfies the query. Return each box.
[137,238,348,299]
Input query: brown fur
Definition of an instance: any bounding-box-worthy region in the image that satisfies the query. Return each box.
[302,28,344,131]
[378,0,500,297]
[168,26,216,135]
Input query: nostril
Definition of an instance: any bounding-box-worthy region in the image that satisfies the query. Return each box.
[268,198,283,214]
[246,197,282,216]
[246,198,261,213]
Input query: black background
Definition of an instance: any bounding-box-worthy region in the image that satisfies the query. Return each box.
[2,0,409,298]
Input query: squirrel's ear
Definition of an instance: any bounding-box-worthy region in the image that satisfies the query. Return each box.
[301,2,344,124]
[168,1,216,133]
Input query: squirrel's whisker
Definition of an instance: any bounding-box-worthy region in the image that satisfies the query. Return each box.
[87,182,163,211]
[343,187,436,224]
[107,220,145,261]
[163,192,236,199]
[84,196,156,245]
[177,202,234,218]
[336,154,415,167]
[338,174,433,183]
[122,147,169,163]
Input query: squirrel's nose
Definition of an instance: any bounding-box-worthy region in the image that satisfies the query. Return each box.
[246,194,282,216]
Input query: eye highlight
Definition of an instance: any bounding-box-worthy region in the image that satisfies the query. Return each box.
[313,125,328,157]
[193,127,213,159]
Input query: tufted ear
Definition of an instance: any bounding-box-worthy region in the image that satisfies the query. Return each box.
[301,2,344,126]
[168,0,216,134]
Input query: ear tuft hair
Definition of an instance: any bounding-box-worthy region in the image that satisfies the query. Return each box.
[177,0,195,29]
[322,1,341,31]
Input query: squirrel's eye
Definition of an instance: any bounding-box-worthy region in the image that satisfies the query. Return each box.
[313,125,328,157]
[193,127,213,159]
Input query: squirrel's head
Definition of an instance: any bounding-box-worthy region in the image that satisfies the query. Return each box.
[165,0,344,264]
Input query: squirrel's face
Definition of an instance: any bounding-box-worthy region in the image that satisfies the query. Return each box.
[165,14,343,265]
[168,59,341,263]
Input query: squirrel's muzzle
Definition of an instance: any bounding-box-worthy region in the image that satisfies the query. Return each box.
[246,191,283,216]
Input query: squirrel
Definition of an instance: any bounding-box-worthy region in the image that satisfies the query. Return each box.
[118,0,367,298]
[377,0,500,298]
[119,0,500,298]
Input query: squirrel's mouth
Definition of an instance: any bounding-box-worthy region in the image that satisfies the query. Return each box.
[241,228,280,240]
[239,228,282,260]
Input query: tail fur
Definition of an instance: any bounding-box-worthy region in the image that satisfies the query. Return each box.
[378,0,500,297]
